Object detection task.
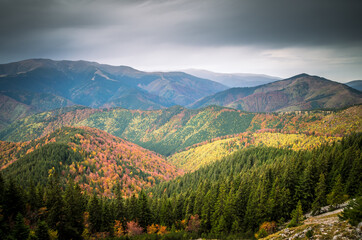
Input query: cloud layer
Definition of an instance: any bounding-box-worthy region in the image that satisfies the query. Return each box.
[1,0,362,81]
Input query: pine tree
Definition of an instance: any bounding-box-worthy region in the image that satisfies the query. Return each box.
[339,197,362,226]
[63,179,84,239]
[113,184,125,223]
[102,201,113,233]
[311,173,327,215]
[288,200,303,227]
[215,215,228,234]
[327,174,347,209]
[35,221,50,240]
[138,191,152,229]
[12,213,30,240]
[3,179,25,220]
[88,193,102,233]
[45,170,64,230]
[211,183,227,231]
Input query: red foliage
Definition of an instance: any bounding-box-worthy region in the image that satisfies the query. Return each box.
[187,215,200,233]
[126,221,143,236]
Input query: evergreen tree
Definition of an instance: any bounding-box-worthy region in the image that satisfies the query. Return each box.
[88,193,102,233]
[3,179,25,221]
[62,179,84,239]
[102,201,113,233]
[45,170,64,230]
[12,213,30,240]
[35,221,50,240]
[138,191,152,229]
[311,173,327,215]
[113,183,125,223]
[288,200,303,227]
[339,197,362,226]
[327,174,347,209]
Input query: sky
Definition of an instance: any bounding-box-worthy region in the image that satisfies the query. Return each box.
[1,0,362,82]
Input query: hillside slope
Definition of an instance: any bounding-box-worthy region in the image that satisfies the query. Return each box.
[0,91,76,129]
[346,80,362,91]
[191,74,362,112]
[168,132,342,171]
[1,105,361,156]
[0,59,227,109]
[1,126,183,197]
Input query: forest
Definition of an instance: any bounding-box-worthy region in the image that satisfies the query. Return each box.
[0,133,361,239]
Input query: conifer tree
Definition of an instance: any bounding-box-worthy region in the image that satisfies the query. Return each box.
[13,213,30,240]
[35,221,50,240]
[288,200,303,227]
[63,180,84,239]
[311,173,327,215]
[3,179,25,220]
[114,183,125,223]
[88,193,102,233]
[138,190,152,229]
[102,201,113,233]
[327,174,347,209]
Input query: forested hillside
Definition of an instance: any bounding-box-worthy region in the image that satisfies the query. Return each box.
[1,105,361,156]
[168,131,342,171]
[149,134,361,236]
[1,134,360,239]
[1,126,182,197]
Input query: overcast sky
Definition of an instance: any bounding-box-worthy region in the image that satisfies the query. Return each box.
[1,0,362,82]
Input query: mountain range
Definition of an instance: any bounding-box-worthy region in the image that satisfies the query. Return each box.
[190,74,362,112]
[0,59,227,110]
[1,59,361,118]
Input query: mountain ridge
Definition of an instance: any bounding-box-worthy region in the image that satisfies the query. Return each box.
[190,74,362,112]
[0,58,228,110]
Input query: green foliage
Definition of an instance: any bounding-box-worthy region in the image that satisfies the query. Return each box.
[287,201,303,227]
[0,132,360,239]
[327,174,348,209]
[35,221,50,240]
[2,143,83,186]
[13,213,30,240]
[3,105,360,158]
[339,197,362,226]
[312,173,327,215]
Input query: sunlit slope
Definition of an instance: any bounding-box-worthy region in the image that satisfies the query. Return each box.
[168,132,342,171]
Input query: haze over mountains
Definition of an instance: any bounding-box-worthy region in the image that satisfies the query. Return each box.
[183,69,281,87]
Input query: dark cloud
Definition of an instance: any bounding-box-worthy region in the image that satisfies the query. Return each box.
[0,0,361,81]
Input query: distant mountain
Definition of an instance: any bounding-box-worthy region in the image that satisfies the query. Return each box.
[183,69,281,87]
[190,74,362,112]
[346,80,362,91]
[0,59,227,110]
[0,90,75,129]
[1,126,183,197]
[0,93,35,129]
